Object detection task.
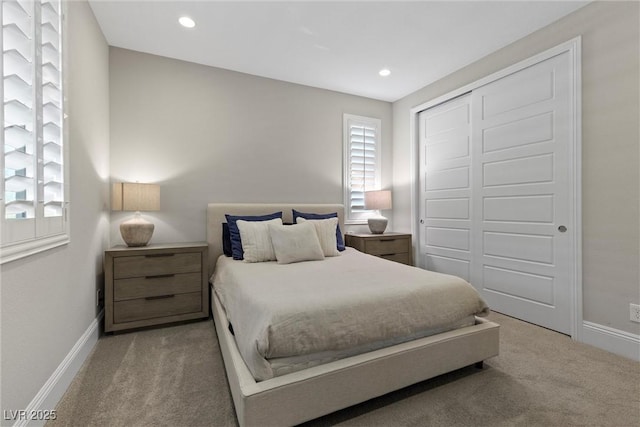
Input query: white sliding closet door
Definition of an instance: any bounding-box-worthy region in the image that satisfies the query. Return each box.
[419,94,473,282]
[419,50,575,335]
[471,52,573,334]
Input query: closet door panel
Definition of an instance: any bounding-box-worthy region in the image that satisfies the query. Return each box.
[419,94,472,280]
[483,153,554,187]
[425,198,469,220]
[426,166,469,190]
[480,65,554,119]
[482,112,553,153]
[471,51,573,334]
[483,195,554,223]
[482,266,554,306]
[426,227,470,251]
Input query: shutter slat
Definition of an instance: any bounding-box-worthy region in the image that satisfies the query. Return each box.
[3,50,33,83]
[4,148,34,171]
[3,23,32,59]
[5,125,33,151]
[6,200,35,217]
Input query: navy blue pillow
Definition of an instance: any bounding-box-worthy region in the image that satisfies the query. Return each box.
[222,223,232,257]
[292,209,345,251]
[225,212,283,260]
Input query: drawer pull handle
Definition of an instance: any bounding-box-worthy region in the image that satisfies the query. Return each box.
[380,239,396,242]
[145,253,175,258]
[145,294,175,301]
[145,274,175,279]
[381,253,397,256]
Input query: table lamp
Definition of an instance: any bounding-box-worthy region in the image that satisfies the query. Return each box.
[112,182,160,246]
[364,190,392,234]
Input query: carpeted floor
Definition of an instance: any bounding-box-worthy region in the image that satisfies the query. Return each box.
[48,312,640,427]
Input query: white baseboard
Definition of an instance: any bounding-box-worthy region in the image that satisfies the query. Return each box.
[582,321,640,362]
[13,310,103,427]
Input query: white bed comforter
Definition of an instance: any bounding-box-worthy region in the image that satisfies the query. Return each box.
[212,247,489,380]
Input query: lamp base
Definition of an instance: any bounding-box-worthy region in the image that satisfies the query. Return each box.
[120,214,155,247]
[368,217,388,234]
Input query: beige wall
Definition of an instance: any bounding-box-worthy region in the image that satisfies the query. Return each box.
[0,0,110,413]
[392,1,640,334]
[109,48,392,244]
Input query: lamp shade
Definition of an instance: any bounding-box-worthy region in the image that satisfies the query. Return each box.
[112,183,160,212]
[364,190,392,210]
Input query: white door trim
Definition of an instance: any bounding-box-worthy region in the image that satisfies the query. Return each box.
[409,37,582,340]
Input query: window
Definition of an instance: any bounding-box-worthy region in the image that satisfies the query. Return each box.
[1,0,67,263]
[343,114,381,224]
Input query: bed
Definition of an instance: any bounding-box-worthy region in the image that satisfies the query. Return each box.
[207,203,499,427]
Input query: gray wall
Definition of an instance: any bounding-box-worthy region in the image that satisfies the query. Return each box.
[0,0,110,414]
[392,1,640,334]
[109,48,392,243]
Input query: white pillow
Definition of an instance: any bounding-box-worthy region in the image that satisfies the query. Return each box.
[268,222,325,264]
[296,217,340,257]
[237,218,282,262]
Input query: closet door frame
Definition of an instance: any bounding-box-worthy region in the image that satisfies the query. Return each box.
[409,37,582,340]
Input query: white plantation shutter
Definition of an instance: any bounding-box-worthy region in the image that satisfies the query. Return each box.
[3,0,35,222]
[1,0,67,263]
[348,123,377,210]
[41,0,64,219]
[343,114,381,223]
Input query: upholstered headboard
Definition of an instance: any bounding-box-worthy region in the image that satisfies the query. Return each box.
[206,203,345,276]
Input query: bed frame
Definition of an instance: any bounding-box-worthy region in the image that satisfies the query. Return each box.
[207,203,499,427]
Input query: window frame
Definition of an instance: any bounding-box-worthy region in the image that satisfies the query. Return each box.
[1,0,69,264]
[343,113,382,225]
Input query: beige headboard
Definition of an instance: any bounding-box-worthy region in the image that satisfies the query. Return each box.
[206,203,345,276]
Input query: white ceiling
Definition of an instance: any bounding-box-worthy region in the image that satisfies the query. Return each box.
[88,1,589,102]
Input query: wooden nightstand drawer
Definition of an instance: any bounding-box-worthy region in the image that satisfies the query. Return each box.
[345,232,412,265]
[114,292,202,323]
[114,272,202,301]
[113,252,201,279]
[104,242,209,333]
[365,237,409,256]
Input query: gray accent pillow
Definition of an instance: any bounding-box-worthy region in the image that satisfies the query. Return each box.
[269,222,325,264]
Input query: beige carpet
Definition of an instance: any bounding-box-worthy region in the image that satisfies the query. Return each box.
[48,312,640,426]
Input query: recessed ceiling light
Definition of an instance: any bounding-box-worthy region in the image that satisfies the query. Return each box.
[379,69,391,77]
[179,16,196,28]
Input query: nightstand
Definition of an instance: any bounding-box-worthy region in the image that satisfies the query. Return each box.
[345,232,412,265]
[104,242,209,333]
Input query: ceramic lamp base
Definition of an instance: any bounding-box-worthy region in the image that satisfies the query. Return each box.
[368,217,388,234]
[120,213,155,247]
